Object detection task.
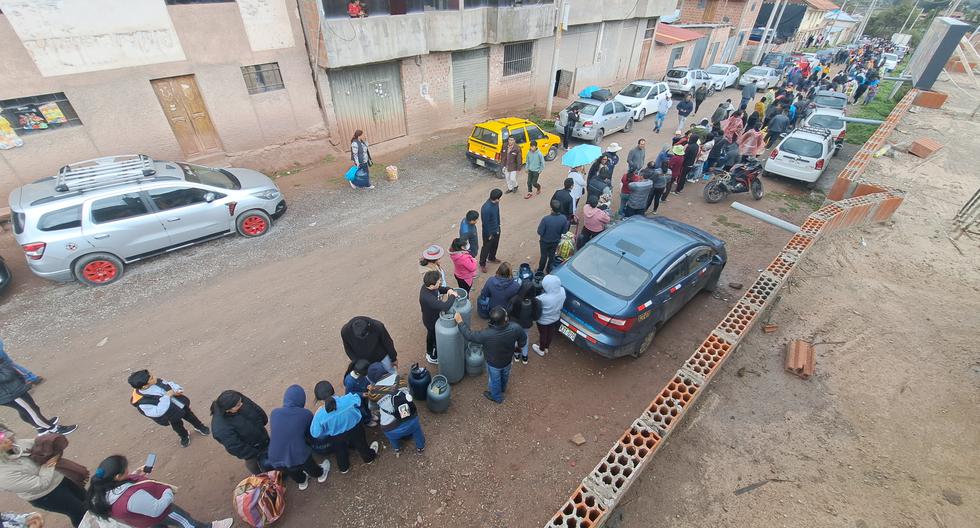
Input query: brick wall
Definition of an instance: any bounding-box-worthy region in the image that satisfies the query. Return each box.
[488,43,538,115]
[399,53,457,137]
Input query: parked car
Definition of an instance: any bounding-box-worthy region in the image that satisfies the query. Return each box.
[664,68,713,96]
[739,66,781,90]
[467,117,560,170]
[802,108,846,154]
[614,80,671,121]
[8,154,287,286]
[552,216,727,359]
[764,126,835,184]
[761,52,792,72]
[812,90,848,113]
[0,255,9,294]
[705,64,740,90]
[815,48,837,62]
[881,52,899,71]
[555,98,634,145]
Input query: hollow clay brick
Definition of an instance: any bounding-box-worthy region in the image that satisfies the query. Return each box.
[785,340,815,379]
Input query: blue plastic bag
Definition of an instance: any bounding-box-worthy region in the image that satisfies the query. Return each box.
[344,165,358,182]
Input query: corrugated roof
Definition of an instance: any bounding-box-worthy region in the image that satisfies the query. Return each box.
[824,9,857,22]
[803,0,838,11]
[654,24,703,45]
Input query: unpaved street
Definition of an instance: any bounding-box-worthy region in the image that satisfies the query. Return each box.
[1,86,841,527]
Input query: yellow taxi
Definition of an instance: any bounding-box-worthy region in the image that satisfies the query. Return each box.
[466,117,560,171]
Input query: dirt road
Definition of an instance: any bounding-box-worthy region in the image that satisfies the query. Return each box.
[0,86,835,527]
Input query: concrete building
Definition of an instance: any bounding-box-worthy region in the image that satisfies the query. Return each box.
[645,23,732,80]
[793,0,838,49]
[296,0,675,148]
[676,0,760,64]
[823,9,859,46]
[0,0,324,199]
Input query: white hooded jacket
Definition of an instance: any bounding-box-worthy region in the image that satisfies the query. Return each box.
[536,275,566,325]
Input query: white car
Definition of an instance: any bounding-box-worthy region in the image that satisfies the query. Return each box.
[739,66,781,91]
[664,68,713,95]
[705,64,740,90]
[764,126,835,183]
[614,80,672,121]
[802,108,846,155]
[882,52,899,71]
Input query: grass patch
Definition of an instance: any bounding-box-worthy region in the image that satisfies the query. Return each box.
[713,214,754,235]
[768,191,825,213]
[526,110,558,133]
[844,79,911,145]
[736,61,754,75]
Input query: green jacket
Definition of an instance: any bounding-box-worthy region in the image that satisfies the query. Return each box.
[526,149,546,173]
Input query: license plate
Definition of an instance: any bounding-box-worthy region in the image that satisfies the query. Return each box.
[475,159,486,167]
[559,324,576,341]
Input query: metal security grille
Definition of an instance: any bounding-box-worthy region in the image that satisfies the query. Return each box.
[328,62,407,143]
[644,19,656,39]
[503,41,533,76]
[241,63,285,94]
[453,48,490,114]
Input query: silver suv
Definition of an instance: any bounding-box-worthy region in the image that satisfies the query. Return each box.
[8,155,286,286]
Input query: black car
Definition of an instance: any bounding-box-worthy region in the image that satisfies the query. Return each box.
[0,255,10,294]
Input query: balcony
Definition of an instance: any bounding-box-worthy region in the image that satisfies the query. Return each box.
[320,0,555,68]
[565,0,676,26]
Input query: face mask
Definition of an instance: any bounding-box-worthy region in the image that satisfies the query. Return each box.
[463,243,470,251]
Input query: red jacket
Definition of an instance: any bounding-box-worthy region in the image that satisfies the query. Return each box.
[668,155,685,182]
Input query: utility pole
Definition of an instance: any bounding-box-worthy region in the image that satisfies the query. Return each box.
[753,0,784,64]
[853,0,878,43]
[900,0,920,33]
[766,0,790,56]
[823,1,848,46]
[545,0,568,119]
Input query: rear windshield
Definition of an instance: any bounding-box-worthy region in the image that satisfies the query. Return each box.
[37,205,82,232]
[807,114,843,130]
[619,84,651,98]
[471,126,498,145]
[666,69,687,79]
[707,65,729,75]
[746,67,769,76]
[570,245,651,298]
[179,163,241,190]
[568,101,598,116]
[814,94,846,109]
[781,138,824,158]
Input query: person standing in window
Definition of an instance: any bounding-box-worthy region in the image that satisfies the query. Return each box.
[350,130,374,190]
[347,0,367,18]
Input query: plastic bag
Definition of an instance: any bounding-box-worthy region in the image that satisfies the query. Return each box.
[344,165,358,182]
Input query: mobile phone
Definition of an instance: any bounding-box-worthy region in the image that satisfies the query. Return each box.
[144,453,157,474]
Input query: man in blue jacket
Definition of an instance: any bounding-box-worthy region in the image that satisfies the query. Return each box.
[676,94,694,132]
[268,385,330,490]
[536,200,570,273]
[459,210,479,258]
[479,189,503,273]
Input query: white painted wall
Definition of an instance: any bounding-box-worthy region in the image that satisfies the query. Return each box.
[237,0,296,51]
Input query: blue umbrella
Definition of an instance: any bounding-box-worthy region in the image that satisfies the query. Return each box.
[561,144,602,168]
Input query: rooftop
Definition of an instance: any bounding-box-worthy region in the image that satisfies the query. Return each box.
[654,24,703,45]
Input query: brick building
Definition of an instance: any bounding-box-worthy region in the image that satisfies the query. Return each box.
[644,23,732,80]
[676,0,760,63]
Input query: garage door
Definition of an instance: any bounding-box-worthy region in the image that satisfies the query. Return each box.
[328,62,407,144]
[452,48,489,114]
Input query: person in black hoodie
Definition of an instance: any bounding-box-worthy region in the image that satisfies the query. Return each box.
[536,200,570,274]
[550,178,574,222]
[454,307,526,404]
[340,316,399,372]
[508,279,541,365]
[210,390,269,475]
[419,270,459,365]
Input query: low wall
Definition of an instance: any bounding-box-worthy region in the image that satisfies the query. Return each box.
[546,87,919,528]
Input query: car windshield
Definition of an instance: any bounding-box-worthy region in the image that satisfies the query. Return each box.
[666,69,687,79]
[814,94,846,109]
[471,126,499,145]
[569,244,652,298]
[568,101,599,116]
[781,138,824,158]
[707,65,729,75]
[746,67,769,76]
[808,115,843,130]
[620,84,651,98]
[178,163,241,190]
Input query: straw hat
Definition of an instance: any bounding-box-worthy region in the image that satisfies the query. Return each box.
[421,245,444,260]
[605,142,623,153]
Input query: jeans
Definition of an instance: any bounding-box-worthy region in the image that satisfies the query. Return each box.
[384,416,426,451]
[519,340,529,360]
[563,126,574,148]
[740,96,751,110]
[651,188,666,212]
[624,207,646,217]
[425,323,437,359]
[538,240,559,273]
[0,348,40,383]
[29,478,86,527]
[654,112,666,132]
[677,115,688,131]
[487,364,511,403]
[326,422,376,472]
[479,231,500,266]
[527,171,541,193]
[281,454,324,485]
[618,192,629,216]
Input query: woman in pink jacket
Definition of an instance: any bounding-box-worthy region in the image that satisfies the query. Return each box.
[579,195,611,246]
[449,238,478,294]
[722,111,745,142]
[737,124,766,161]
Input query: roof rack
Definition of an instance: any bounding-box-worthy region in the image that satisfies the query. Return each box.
[56,154,156,193]
[795,126,833,138]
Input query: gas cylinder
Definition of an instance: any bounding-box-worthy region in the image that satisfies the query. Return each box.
[533,271,545,296]
[465,342,485,376]
[426,374,451,413]
[409,363,431,401]
[435,312,465,383]
[452,288,472,327]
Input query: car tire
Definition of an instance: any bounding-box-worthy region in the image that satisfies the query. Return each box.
[623,119,634,133]
[237,210,272,237]
[630,326,658,358]
[74,253,124,287]
[544,146,558,162]
[593,129,605,145]
[637,109,646,121]
[704,270,721,292]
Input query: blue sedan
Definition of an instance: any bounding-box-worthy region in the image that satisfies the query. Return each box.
[553,216,726,359]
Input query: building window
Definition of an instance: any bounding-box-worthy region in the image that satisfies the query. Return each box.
[503,41,533,76]
[466,0,553,8]
[322,0,465,18]
[241,63,285,94]
[0,92,82,136]
[667,47,684,69]
[644,19,656,39]
[165,0,236,4]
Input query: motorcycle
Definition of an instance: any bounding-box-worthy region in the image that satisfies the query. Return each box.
[702,158,765,203]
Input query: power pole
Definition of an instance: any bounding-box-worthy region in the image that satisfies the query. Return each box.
[853,0,878,43]
[765,0,790,56]
[753,0,784,64]
[823,1,848,46]
[900,0,920,33]
[545,0,568,118]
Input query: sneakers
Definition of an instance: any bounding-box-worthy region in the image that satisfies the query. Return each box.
[425,353,438,365]
[37,423,76,436]
[298,478,309,491]
[480,264,488,273]
[349,181,357,189]
[317,459,330,483]
[521,356,528,365]
[210,519,234,528]
[367,441,380,464]
[179,436,190,448]
[195,425,210,436]
[417,447,425,454]
[513,352,521,362]
[483,391,501,404]
[533,344,547,357]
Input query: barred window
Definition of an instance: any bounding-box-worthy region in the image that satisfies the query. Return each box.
[503,41,533,76]
[241,63,285,95]
[0,92,82,136]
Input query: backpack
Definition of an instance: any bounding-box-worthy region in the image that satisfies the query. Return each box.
[391,388,418,423]
[234,471,286,528]
[517,263,533,283]
[555,231,576,262]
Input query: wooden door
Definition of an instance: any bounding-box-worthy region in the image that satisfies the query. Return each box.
[637,39,653,78]
[151,75,222,159]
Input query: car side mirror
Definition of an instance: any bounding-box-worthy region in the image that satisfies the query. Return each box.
[204,192,217,203]
[711,254,724,266]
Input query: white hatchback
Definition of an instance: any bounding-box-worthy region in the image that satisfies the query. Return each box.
[705,64,740,90]
[614,80,672,121]
[764,127,835,183]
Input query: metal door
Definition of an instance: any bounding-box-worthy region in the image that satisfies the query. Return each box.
[328,62,408,144]
[690,38,709,69]
[452,48,489,114]
[151,75,223,159]
[721,36,737,62]
[707,42,720,66]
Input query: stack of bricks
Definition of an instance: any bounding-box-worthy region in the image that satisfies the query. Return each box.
[546,91,921,528]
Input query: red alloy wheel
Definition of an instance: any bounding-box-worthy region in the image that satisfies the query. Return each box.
[241,215,268,236]
[82,260,118,283]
